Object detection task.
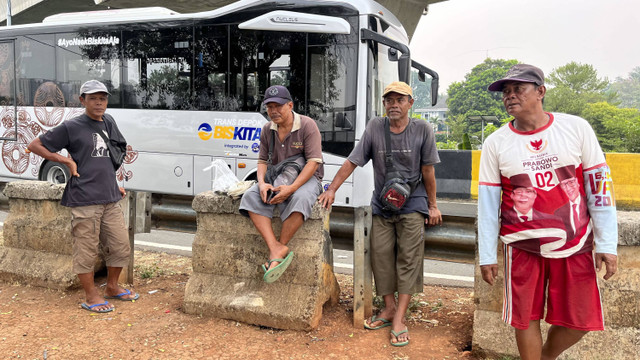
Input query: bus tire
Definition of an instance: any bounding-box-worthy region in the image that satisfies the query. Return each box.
[41,161,70,185]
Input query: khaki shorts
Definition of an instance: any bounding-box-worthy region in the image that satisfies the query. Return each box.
[70,202,130,274]
[371,212,425,296]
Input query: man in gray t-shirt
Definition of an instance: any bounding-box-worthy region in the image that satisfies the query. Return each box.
[28,80,138,314]
[319,81,442,347]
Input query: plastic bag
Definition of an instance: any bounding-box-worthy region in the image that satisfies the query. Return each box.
[206,159,240,192]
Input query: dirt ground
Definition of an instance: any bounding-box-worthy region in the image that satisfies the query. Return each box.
[0,250,479,360]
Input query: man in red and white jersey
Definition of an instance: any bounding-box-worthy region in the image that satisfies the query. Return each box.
[477,64,618,360]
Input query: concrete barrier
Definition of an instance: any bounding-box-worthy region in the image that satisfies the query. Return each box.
[183,192,340,331]
[472,210,640,359]
[0,181,101,290]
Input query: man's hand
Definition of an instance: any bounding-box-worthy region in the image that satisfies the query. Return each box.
[427,205,442,226]
[258,182,274,203]
[481,264,498,285]
[269,184,295,204]
[67,159,79,177]
[318,189,335,209]
[119,187,126,198]
[595,253,618,280]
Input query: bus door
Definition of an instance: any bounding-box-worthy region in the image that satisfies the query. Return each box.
[0,40,20,179]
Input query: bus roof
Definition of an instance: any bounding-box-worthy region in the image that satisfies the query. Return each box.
[1,0,404,34]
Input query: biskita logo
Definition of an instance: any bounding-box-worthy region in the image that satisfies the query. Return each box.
[526,138,547,153]
[251,143,260,153]
[198,123,212,140]
[324,183,330,191]
[198,123,261,141]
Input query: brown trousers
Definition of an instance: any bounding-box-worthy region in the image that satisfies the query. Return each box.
[371,212,425,296]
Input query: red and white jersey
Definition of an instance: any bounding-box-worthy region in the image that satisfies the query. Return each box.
[479,112,615,258]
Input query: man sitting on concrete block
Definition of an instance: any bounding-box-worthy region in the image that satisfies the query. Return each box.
[239,85,324,283]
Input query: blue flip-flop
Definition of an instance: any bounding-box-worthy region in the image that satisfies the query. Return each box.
[390,328,410,347]
[262,251,294,283]
[364,315,392,330]
[105,289,140,302]
[81,301,114,313]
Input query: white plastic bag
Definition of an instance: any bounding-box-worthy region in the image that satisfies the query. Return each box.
[206,159,240,192]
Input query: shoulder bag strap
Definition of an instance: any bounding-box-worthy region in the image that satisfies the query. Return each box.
[267,127,275,165]
[383,117,396,174]
[87,118,111,145]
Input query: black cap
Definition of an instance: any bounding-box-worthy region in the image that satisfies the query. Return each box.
[263,85,293,105]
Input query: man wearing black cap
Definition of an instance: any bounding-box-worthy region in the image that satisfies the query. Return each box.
[28,80,137,314]
[478,64,618,359]
[239,85,323,284]
[319,81,442,347]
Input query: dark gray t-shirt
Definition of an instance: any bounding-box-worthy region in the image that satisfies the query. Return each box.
[39,114,121,207]
[348,117,440,217]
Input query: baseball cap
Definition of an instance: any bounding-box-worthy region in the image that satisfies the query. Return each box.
[488,64,545,92]
[263,85,293,105]
[80,80,110,95]
[382,81,413,97]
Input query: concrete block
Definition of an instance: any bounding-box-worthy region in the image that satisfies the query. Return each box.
[0,180,104,289]
[0,246,79,290]
[184,192,340,331]
[473,309,640,360]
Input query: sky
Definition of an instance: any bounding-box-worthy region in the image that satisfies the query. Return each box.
[410,0,640,92]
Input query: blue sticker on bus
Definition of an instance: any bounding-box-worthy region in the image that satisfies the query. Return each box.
[251,143,260,153]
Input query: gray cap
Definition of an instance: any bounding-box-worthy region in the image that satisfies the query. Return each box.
[80,80,110,95]
[488,64,544,91]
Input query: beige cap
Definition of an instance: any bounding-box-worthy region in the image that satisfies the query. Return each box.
[382,81,413,97]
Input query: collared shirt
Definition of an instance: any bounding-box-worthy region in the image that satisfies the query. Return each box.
[257,111,323,181]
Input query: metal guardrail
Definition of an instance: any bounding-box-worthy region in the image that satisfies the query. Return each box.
[150,194,477,263]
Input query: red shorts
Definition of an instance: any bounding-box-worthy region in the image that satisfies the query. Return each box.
[502,245,604,331]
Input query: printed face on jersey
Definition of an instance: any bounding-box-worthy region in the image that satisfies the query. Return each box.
[266,101,294,126]
[559,177,580,202]
[383,93,414,121]
[501,82,544,118]
[80,93,109,120]
[510,186,537,214]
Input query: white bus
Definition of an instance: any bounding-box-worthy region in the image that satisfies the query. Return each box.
[0,0,437,209]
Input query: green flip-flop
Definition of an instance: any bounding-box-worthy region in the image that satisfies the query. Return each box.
[364,315,392,330]
[262,251,294,283]
[390,328,409,347]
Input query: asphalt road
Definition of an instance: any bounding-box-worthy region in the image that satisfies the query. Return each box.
[0,210,475,288]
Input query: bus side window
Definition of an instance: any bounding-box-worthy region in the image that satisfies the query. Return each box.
[194,25,228,111]
[122,26,193,110]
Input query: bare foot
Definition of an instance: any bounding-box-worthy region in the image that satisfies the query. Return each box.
[264,244,290,271]
[390,324,409,345]
[365,307,396,328]
[105,287,138,301]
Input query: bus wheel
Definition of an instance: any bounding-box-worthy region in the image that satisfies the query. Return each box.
[41,161,70,185]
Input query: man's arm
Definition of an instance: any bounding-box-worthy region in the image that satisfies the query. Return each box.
[478,184,502,285]
[318,159,357,209]
[27,137,79,177]
[583,165,618,279]
[421,164,442,226]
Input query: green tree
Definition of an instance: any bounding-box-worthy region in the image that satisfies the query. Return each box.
[544,62,616,116]
[609,66,640,109]
[446,58,517,146]
[582,102,640,153]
